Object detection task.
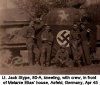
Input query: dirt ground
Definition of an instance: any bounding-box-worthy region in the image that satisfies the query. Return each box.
[0,64,100,74]
[0,50,100,74]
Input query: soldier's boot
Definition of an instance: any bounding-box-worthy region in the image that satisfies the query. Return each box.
[40,60,46,67]
[40,47,46,67]
[77,60,82,67]
[34,48,40,66]
[46,63,49,67]
[27,45,33,66]
[46,46,51,67]
[85,55,91,65]
[86,59,91,65]
[28,55,33,66]
[82,55,87,66]
[66,59,74,67]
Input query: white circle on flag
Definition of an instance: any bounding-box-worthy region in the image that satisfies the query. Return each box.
[56,30,70,47]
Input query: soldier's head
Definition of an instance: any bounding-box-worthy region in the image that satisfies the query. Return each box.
[44,24,51,31]
[73,23,78,30]
[29,20,34,27]
[80,23,85,29]
[34,18,41,24]
[80,15,91,25]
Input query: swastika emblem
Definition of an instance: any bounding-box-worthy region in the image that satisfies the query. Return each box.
[56,30,70,47]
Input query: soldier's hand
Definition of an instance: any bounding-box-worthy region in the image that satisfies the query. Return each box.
[60,60,64,64]
[31,35,35,38]
[87,42,90,45]
[59,59,62,63]
[87,28,91,32]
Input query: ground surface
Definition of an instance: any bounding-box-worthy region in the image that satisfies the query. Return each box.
[0,64,100,74]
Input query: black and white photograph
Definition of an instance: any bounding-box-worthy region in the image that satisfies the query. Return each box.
[0,0,100,74]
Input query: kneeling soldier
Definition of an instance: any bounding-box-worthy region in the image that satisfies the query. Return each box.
[55,45,73,67]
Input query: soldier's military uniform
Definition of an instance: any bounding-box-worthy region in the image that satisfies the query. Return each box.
[55,45,73,67]
[83,22,97,59]
[80,23,91,65]
[24,21,40,65]
[70,23,82,67]
[41,25,54,66]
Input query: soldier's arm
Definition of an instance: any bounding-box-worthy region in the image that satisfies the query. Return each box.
[77,32,82,44]
[48,32,54,44]
[51,32,54,42]
[31,27,35,39]
[55,50,61,60]
[65,50,70,59]
[69,30,73,40]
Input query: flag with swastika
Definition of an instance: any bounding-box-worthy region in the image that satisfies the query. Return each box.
[42,8,85,57]
[49,25,71,57]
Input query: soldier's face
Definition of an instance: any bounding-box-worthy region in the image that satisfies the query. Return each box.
[73,24,78,30]
[81,24,85,29]
[45,26,50,31]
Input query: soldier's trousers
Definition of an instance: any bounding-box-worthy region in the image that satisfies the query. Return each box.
[72,45,82,66]
[56,58,73,67]
[82,41,91,65]
[33,48,40,63]
[27,43,40,65]
[41,43,52,66]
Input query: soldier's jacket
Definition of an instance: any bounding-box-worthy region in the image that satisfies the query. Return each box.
[80,24,92,41]
[55,49,69,61]
[80,30,88,41]
[89,24,97,52]
[41,30,54,44]
[70,29,81,48]
[70,29,80,40]
[80,23,96,52]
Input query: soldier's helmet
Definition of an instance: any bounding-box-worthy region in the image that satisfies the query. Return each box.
[80,15,91,23]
